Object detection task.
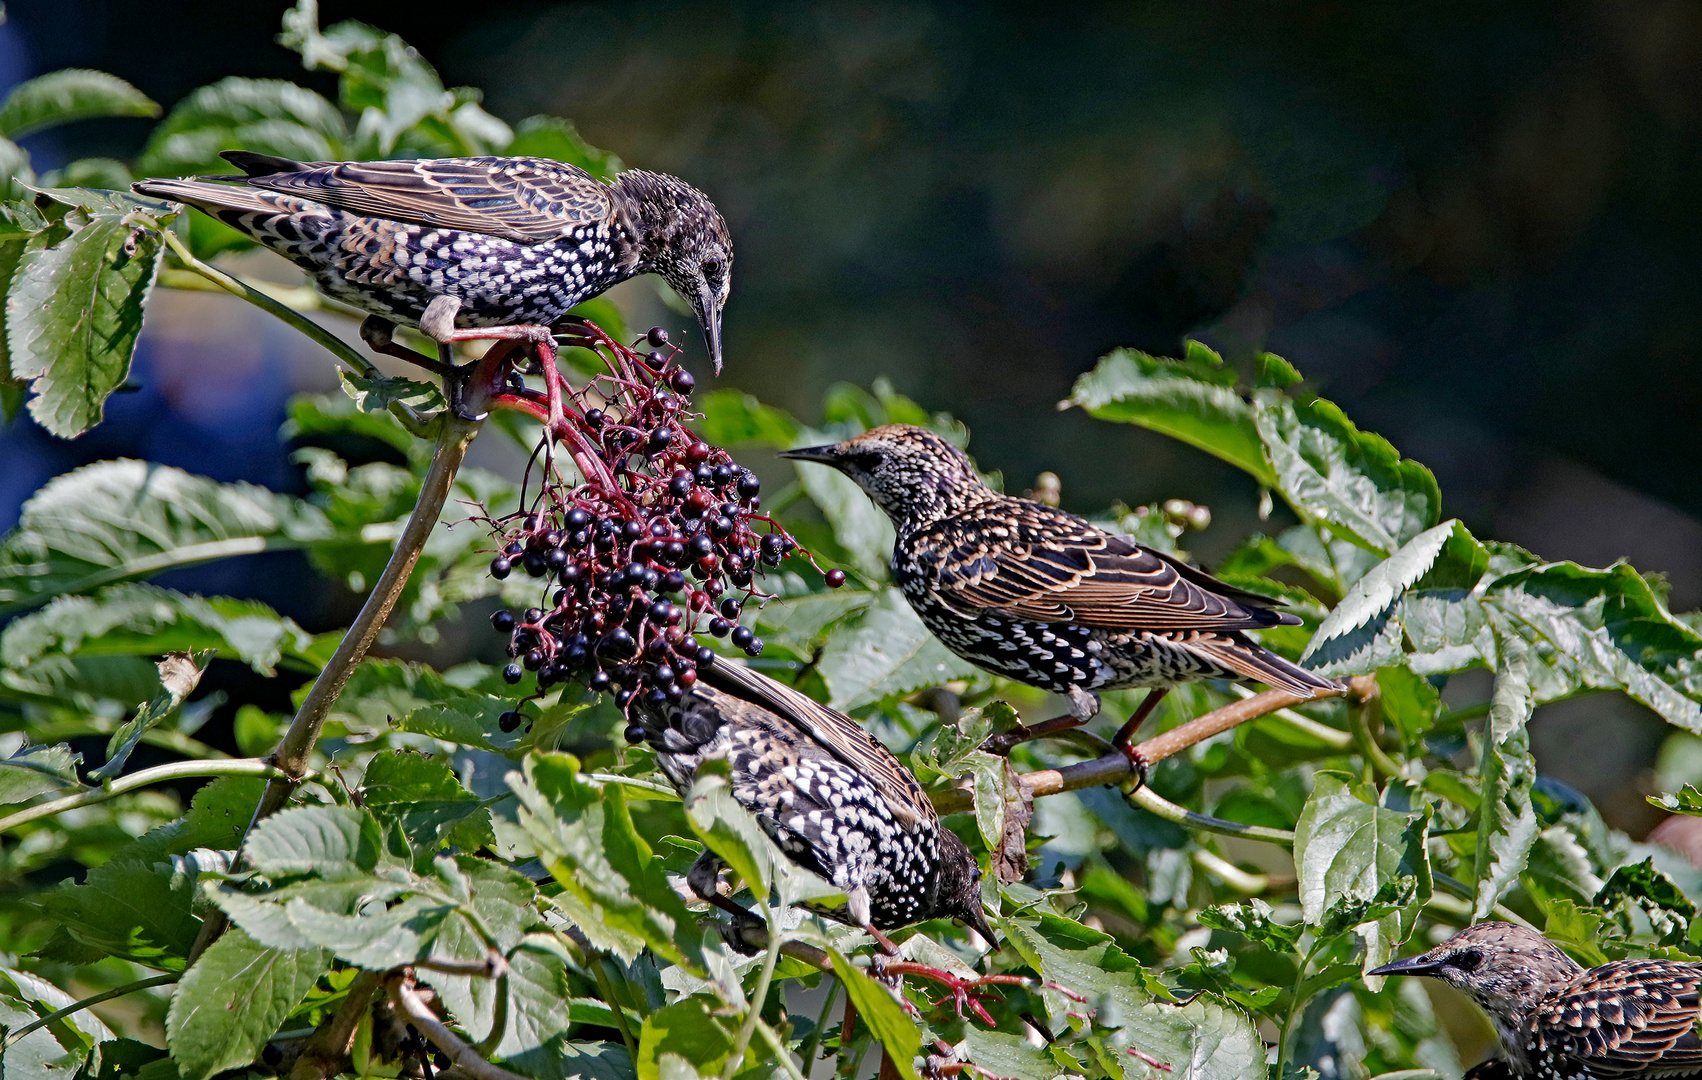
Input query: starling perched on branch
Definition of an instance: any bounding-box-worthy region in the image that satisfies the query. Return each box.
[628,656,994,947]
[781,424,1342,775]
[1371,921,1702,1080]
[134,152,732,401]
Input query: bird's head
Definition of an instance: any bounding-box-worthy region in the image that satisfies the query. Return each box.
[934,828,998,947]
[615,170,732,373]
[1369,922,1581,1030]
[780,424,987,530]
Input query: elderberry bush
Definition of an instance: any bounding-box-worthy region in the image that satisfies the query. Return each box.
[480,325,838,729]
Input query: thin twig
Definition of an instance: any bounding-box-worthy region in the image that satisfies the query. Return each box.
[387,971,529,1080]
[931,684,1353,816]
[0,758,295,835]
[1126,786,1296,844]
[0,973,176,1050]
[189,412,482,963]
[725,898,783,1078]
[591,958,638,1061]
[286,969,383,1080]
[161,231,378,378]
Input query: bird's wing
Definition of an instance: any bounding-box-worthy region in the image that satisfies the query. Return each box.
[1535,961,1702,1078]
[923,502,1299,634]
[230,156,614,244]
[698,661,935,831]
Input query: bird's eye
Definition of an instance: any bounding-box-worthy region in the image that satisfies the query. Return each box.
[702,257,723,279]
[1452,948,1483,972]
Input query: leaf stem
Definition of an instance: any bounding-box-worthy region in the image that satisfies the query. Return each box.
[0,758,294,834]
[755,1017,812,1080]
[1351,697,1404,780]
[0,973,176,1050]
[726,898,783,1078]
[161,230,378,378]
[1126,786,1296,844]
[591,958,639,1061]
[189,410,482,963]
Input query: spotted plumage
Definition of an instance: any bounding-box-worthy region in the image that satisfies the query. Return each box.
[1371,922,1702,1079]
[134,151,732,369]
[630,658,992,940]
[780,425,1342,732]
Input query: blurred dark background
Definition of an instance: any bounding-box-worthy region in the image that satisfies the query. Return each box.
[5,0,1702,829]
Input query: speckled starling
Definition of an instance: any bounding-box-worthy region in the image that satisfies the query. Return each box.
[629,656,994,945]
[780,424,1342,771]
[134,152,731,371]
[1371,922,1702,1080]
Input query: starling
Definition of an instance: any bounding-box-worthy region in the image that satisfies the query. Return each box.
[134,152,732,374]
[629,657,994,946]
[780,424,1342,772]
[1370,922,1702,1080]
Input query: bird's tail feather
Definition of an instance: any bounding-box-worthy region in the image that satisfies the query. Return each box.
[1188,633,1345,696]
[132,178,286,218]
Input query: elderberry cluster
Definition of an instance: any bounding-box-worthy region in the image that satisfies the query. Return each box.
[483,326,845,732]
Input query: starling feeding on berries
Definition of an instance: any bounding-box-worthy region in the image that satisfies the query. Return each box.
[781,425,1342,770]
[135,152,732,371]
[629,657,993,944]
[1371,922,1702,1080]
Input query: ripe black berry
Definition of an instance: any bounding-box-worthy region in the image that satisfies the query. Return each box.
[730,626,754,649]
[709,618,731,637]
[624,722,647,743]
[503,663,524,684]
[588,669,611,692]
[662,570,687,593]
[523,551,547,577]
[696,646,717,667]
[670,369,695,394]
[744,637,764,656]
[547,548,569,571]
[825,569,847,588]
[645,350,668,370]
[615,689,635,708]
[490,556,513,579]
[523,649,545,671]
[738,471,761,499]
[524,608,544,624]
[720,597,742,619]
[491,609,515,633]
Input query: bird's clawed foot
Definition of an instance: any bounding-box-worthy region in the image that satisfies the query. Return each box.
[358,316,455,377]
[1111,687,1167,792]
[870,959,1032,1027]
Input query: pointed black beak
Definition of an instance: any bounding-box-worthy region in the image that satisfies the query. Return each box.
[778,443,844,464]
[1367,952,1444,978]
[698,285,723,375]
[966,907,999,953]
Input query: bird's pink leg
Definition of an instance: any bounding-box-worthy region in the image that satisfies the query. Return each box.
[1110,687,1168,792]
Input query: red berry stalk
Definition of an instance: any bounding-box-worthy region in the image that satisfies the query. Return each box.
[472,323,841,729]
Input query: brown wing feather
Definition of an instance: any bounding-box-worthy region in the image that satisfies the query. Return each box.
[926,501,1298,634]
[230,156,615,244]
[1535,962,1702,1078]
[697,661,935,832]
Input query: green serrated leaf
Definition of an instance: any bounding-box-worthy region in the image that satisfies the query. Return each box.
[1473,635,1539,919]
[1254,394,1440,556]
[136,77,345,180]
[829,952,921,1080]
[635,995,738,1080]
[244,804,385,878]
[0,70,159,141]
[1294,772,1431,962]
[165,929,329,1080]
[5,191,173,437]
[0,741,82,803]
[1198,898,1302,953]
[0,459,334,616]
[37,858,202,969]
[1066,345,1273,487]
[361,749,494,857]
[815,588,979,710]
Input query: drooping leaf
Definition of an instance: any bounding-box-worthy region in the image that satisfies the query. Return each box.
[1066,344,1274,487]
[815,588,979,710]
[5,190,174,437]
[88,651,207,782]
[1486,561,1702,731]
[1115,995,1267,1080]
[0,70,159,141]
[828,952,922,1080]
[360,749,494,857]
[165,929,330,1080]
[1473,635,1539,919]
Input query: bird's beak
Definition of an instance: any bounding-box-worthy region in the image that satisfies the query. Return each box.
[699,285,723,375]
[1367,952,1444,978]
[966,907,1000,953]
[778,443,844,465]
